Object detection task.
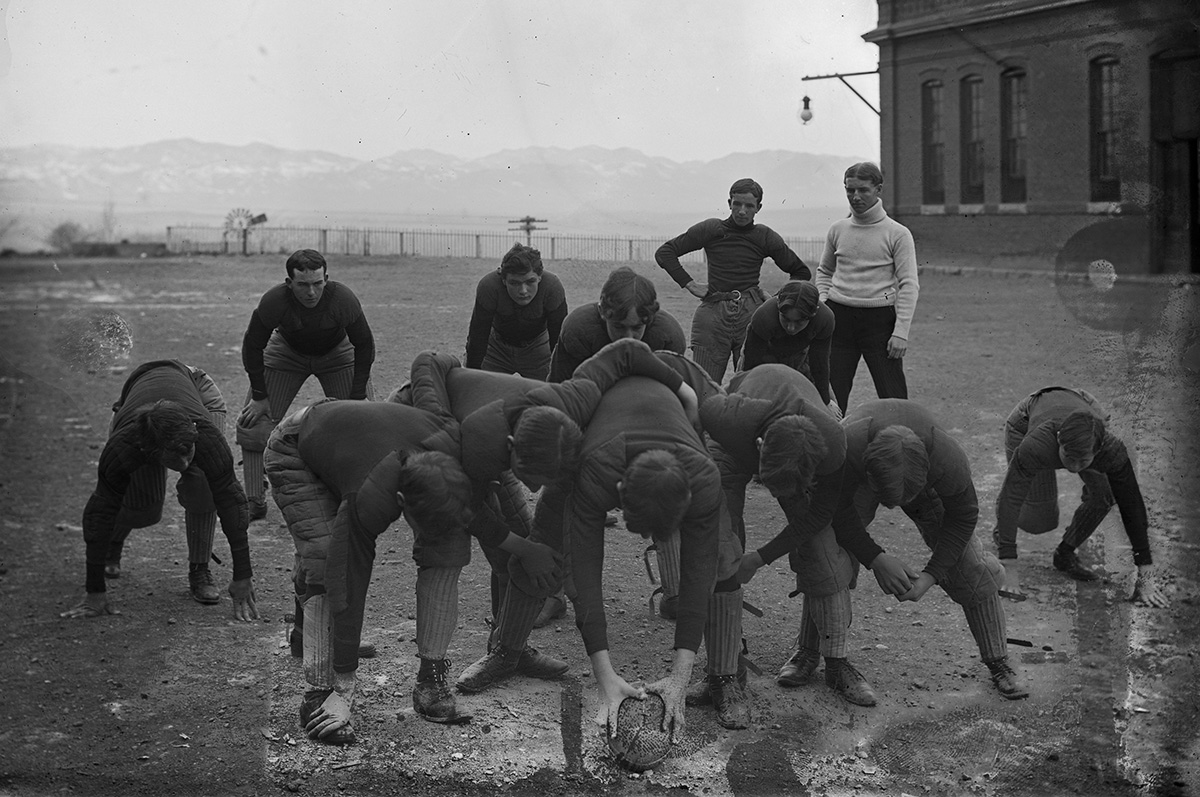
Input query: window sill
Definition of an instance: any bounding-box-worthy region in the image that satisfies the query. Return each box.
[1087,201,1122,214]
[920,204,946,215]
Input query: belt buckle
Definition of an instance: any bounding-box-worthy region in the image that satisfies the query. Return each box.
[727,289,741,302]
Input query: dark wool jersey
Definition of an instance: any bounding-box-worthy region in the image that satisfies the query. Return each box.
[465,270,568,368]
[996,387,1149,563]
[566,377,721,656]
[548,303,687,383]
[701,364,847,565]
[741,297,836,402]
[242,281,375,400]
[83,360,251,592]
[836,399,979,585]
[655,217,811,293]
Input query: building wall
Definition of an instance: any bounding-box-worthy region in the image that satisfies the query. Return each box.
[868,0,1199,272]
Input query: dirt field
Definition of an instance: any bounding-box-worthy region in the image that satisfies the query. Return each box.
[0,254,1197,797]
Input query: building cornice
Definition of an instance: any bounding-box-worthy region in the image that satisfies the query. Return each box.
[863,0,1099,42]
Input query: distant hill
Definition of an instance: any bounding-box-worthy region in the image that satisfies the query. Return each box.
[0,140,867,250]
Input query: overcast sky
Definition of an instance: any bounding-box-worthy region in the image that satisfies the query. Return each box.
[0,1,882,163]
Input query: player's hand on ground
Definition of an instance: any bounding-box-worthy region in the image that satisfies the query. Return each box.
[886,335,908,359]
[896,571,936,602]
[1132,565,1170,608]
[237,398,272,427]
[59,591,120,619]
[999,559,1027,601]
[737,550,765,584]
[647,674,689,741]
[868,552,915,597]
[305,690,353,740]
[229,578,258,621]
[684,281,709,300]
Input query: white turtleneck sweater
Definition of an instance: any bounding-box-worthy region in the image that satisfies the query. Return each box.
[815,201,919,341]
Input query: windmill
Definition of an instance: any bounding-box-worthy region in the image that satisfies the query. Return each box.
[223,207,269,255]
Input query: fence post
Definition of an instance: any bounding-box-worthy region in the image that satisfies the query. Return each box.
[166,227,173,252]
[551,238,556,260]
[364,232,371,257]
[476,235,482,259]
[399,232,404,257]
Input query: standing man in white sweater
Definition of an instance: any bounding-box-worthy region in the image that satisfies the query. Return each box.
[815,163,919,415]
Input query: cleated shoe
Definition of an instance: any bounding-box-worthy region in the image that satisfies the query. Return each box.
[516,645,569,680]
[686,667,747,706]
[708,673,751,729]
[824,658,878,707]
[188,564,221,605]
[985,657,1030,700]
[1053,547,1099,581]
[413,658,471,724]
[104,561,122,579]
[248,497,268,521]
[299,689,356,745]
[776,647,821,688]
[456,645,521,694]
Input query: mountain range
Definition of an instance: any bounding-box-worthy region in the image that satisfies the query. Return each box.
[0,139,867,248]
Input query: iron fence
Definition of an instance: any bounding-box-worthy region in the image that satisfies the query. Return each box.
[165,225,826,265]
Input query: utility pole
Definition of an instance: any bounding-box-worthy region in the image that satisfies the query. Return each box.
[508,215,548,246]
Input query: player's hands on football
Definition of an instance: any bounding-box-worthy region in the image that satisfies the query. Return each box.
[1132,564,1169,608]
[229,578,258,621]
[868,552,917,597]
[886,335,908,359]
[594,672,645,734]
[684,281,709,300]
[647,673,689,742]
[896,571,936,602]
[60,591,120,619]
[238,397,272,427]
[827,399,843,420]
[737,550,765,584]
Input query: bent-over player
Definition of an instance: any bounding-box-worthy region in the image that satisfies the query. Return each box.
[62,359,257,620]
[836,399,1028,699]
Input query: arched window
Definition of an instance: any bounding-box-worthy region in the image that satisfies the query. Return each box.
[922,80,945,204]
[960,75,986,204]
[1090,56,1121,202]
[1001,69,1027,202]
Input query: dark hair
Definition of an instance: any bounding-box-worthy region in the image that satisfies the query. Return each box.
[729,178,763,205]
[397,450,475,536]
[500,242,544,276]
[621,450,690,541]
[758,415,827,498]
[136,400,198,456]
[599,267,659,326]
[775,281,820,320]
[511,406,582,484]
[863,426,928,508]
[844,162,884,186]
[285,249,327,279]
[1057,411,1103,461]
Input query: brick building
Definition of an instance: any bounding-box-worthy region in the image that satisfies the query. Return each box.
[863,0,1198,274]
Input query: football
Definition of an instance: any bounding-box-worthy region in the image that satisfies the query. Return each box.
[607,692,671,772]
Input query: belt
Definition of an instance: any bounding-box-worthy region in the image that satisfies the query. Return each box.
[702,289,742,304]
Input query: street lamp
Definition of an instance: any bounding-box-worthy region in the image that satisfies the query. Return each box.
[799,70,881,122]
[797,95,813,125]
